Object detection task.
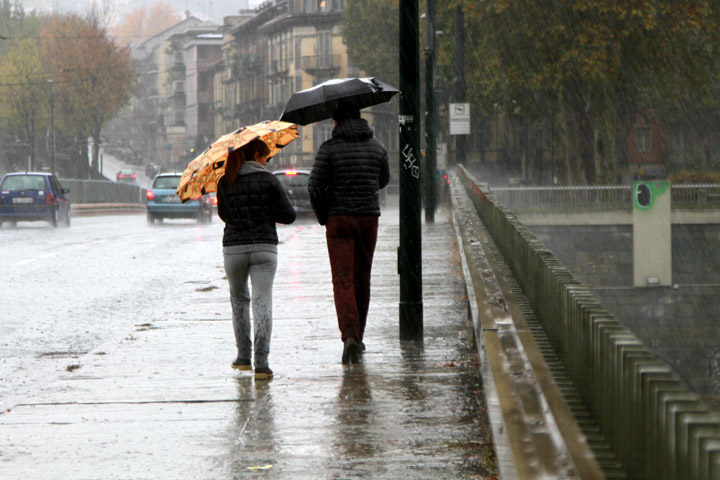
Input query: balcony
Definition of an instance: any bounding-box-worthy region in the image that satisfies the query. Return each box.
[234,99,265,119]
[268,59,290,77]
[301,54,341,75]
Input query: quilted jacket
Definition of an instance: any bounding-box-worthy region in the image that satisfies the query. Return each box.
[308,118,390,225]
[217,161,296,247]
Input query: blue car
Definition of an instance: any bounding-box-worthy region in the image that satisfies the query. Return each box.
[145,173,212,225]
[0,172,71,228]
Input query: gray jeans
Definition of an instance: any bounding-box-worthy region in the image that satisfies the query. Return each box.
[224,250,278,369]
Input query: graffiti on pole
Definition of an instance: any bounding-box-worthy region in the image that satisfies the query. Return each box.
[402,144,420,179]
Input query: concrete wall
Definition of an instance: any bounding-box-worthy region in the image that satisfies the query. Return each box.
[530,224,720,397]
[457,166,720,479]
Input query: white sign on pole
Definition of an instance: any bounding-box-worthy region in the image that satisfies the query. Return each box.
[449,103,471,135]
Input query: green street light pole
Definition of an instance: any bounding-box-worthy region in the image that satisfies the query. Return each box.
[399,0,423,340]
[424,0,437,223]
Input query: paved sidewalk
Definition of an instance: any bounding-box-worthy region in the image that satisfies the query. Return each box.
[0,204,497,479]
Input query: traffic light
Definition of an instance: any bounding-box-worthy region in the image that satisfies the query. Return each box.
[634,181,669,210]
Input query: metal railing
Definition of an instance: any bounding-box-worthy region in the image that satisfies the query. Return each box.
[457,166,720,480]
[490,184,720,212]
[60,179,146,204]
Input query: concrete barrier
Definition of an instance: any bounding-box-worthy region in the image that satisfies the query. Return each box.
[456,165,720,479]
[71,203,145,216]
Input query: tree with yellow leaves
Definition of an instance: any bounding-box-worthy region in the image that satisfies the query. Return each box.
[40,13,135,177]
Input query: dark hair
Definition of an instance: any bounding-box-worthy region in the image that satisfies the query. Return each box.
[332,101,361,122]
[224,139,270,186]
[240,138,271,160]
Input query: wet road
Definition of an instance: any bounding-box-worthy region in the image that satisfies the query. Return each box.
[0,205,497,478]
[0,213,234,411]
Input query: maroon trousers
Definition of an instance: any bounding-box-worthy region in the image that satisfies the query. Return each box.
[325,215,379,343]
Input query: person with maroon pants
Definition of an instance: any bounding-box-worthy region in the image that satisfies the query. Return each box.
[308,102,390,365]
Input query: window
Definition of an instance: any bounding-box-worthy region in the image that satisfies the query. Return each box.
[317,30,332,68]
[318,0,329,12]
[315,122,333,148]
[332,0,344,11]
[272,82,282,106]
[304,0,315,13]
[637,126,651,153]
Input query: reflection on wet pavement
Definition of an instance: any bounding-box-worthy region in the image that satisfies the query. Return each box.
[216,213,496,478]
[0,207,497,479]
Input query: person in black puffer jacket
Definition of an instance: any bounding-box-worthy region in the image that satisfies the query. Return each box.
[218,139,296,380]
[308,102,390,365]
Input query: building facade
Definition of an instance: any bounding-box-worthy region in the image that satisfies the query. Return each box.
[214,0,357,169]
[109,0,398,176]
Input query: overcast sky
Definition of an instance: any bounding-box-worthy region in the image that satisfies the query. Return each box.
[20,0,264,25]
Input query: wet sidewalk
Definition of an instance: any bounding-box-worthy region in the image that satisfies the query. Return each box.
[0,204,497,479]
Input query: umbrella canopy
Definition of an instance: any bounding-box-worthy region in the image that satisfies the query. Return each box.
[176,120,298,202]
[279,77,399,126]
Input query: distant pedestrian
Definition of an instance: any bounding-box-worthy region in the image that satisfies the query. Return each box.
[308,102,390,364]
[217,139,297,380]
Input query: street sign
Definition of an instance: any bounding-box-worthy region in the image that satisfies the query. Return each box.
[449,102,470,135]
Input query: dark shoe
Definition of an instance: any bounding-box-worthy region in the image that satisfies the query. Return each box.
[231,357,251,371]
[254,367,273,380]
[342,337,361,365]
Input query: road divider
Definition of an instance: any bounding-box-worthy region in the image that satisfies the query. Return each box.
[72,203,145,216]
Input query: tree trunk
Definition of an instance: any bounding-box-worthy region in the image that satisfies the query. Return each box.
[594,87,618,185]
[560,85,593,185]
[91,132,101,176]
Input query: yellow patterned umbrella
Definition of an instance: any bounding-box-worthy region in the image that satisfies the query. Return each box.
[176,120,299,202]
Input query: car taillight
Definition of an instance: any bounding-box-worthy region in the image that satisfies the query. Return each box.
[212,197,218,205]
[130,174,136,179]
[45,192,55,204]
[146,190,155,201]
[119,174,125,179]
[285,170,298,176]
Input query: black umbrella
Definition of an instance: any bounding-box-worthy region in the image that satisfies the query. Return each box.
[279,77,399,126]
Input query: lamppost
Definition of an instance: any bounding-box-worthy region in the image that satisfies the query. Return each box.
[399,0,423,340]
[48,79,56,176]
[423,0,437,224]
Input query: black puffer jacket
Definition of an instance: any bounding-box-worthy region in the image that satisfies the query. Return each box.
[308,118,390,224]
[217,161,296,247]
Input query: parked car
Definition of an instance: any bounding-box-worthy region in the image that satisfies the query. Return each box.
[0,172,71,227]
[207,192,217,212]
[116,169,137,183]
[272,169,313,216]
[145,173,212,224]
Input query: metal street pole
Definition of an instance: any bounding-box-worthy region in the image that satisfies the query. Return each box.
[49,79,56,176]
[399,0,423,340]
[454,5,466,166]
[424,0,437,223]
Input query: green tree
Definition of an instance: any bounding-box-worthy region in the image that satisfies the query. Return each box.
[343,0,720,184]
[0,36,48,170]
[438,0,720,184]
[341,0,399,88]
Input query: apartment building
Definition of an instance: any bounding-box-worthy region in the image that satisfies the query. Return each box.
[214,0,353,169]
[127,16,220,170]
[111,1,394,174]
